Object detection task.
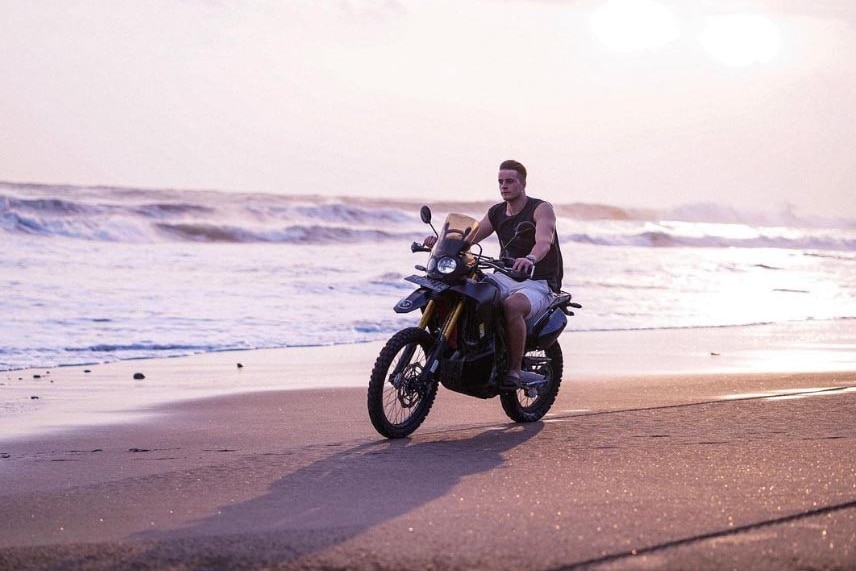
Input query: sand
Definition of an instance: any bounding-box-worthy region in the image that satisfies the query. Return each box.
[1,321,855,570]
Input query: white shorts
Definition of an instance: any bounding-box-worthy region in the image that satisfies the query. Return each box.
[486,272,553,324]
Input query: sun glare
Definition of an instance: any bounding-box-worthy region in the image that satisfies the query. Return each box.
[700,14,782,67]
[589,2,783,67]
[590,0,680,52]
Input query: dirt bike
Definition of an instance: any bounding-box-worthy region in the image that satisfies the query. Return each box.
[367,206,581,438]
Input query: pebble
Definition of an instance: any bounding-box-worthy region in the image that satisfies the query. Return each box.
[133,372,146,380]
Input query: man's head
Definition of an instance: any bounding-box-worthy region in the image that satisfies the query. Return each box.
[499,160,527,187]
[498,159,527,202]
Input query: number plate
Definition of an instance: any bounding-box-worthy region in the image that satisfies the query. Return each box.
[405,274,449,292]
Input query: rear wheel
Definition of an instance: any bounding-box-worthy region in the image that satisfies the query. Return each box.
[500,342,563,423]
[367,327,439,438]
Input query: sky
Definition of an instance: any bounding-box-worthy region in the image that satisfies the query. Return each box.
[1,0,855,218]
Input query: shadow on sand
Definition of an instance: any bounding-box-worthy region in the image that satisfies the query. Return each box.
[126,422,544,569]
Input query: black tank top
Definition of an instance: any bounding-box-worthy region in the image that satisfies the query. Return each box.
[488,197,563,292]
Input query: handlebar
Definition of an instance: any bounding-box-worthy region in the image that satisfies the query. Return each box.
[409,242,531,281]
[475,254,532,282]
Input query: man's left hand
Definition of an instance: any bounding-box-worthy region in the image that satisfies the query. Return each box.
[512,257,535,274]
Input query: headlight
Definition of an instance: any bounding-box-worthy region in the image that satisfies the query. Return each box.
[437,256,458,274]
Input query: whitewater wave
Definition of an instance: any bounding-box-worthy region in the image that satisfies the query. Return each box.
[63,342,217,353]
[155,222,410,243]
[2,181,855,251]
[565,230,856,251]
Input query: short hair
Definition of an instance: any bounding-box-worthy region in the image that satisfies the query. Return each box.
[499,159,527,185]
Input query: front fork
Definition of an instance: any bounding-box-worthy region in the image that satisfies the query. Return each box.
[388,298,464,391]
[418,298,466,378]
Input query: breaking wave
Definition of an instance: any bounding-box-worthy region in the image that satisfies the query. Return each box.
[155,222,407,243]
[565,230,856,251]
[1,181,854,251]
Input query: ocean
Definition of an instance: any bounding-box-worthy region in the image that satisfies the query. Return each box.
[2,181,855,372]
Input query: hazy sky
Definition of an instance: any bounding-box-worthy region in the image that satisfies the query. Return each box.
[2,0,855,217]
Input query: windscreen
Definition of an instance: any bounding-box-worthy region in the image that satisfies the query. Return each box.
[432,213,480,256]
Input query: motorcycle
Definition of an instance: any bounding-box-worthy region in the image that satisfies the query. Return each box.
[367,206,581,438]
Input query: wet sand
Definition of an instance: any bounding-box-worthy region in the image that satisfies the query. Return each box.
[1,322,855,570]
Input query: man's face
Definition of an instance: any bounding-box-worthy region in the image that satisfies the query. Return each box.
[498,169,524,201]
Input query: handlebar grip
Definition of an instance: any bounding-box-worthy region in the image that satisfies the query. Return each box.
[506,269,529,282]
[491,257,530,281]
[411,242,431,253]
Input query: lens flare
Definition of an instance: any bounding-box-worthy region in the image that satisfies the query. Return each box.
[700,14,782,67]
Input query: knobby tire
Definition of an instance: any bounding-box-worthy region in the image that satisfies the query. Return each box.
[500,342,564,422]
[367,327,438,438]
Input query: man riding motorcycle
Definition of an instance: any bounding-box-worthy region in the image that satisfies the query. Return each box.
[424,159,564,389]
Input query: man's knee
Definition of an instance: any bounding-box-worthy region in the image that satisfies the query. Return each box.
[503,293,530,319]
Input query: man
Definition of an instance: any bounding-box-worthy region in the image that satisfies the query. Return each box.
[426,159,563,389]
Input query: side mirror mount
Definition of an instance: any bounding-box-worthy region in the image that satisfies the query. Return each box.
[420,205,439,239]
[502,220,536,252]
[515,221,535,237]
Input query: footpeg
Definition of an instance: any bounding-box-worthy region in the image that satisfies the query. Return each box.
[519,370,547,386]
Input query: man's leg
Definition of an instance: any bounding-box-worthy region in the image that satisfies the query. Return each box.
[503,292,531,379]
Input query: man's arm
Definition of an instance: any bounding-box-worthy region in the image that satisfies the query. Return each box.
[469,214,494,244]
[511,202,556,272]
[529,202,556,262]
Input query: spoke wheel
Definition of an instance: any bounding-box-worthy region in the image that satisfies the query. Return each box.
[367,327,438,438]
[500,342,563,423]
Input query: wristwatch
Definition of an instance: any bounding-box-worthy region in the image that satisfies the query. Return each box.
[525,254,536,263]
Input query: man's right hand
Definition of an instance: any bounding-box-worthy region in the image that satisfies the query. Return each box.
[423,235,437,248]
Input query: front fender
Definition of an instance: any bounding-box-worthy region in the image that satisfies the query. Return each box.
[394,288,432,313]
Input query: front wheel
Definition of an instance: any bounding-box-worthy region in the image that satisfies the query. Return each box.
[368,327,439,438]
[500,342,564,423]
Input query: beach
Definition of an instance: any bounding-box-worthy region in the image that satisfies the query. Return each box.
[4,1,856,567]
[3,180,856,570]
[2,322,855,570]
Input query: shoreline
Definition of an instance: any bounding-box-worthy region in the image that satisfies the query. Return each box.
[6,315,855,374]
[2,319,855,443]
